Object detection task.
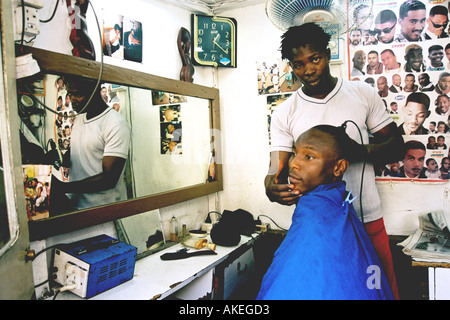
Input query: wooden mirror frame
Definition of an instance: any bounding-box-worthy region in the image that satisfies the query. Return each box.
[18,46,223,241]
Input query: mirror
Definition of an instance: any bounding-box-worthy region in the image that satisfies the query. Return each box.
[115,209,165,259]
[19,75,213,209]
[128,87,212,197]
[17,45,222,241]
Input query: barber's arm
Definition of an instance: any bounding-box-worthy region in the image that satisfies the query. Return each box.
[366,122,405,164]
[56,156,126,194]
[264,150,300,206]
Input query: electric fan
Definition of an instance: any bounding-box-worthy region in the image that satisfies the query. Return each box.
[265,0,374,37]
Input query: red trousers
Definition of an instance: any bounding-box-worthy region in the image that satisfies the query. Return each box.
[364,218,400,300]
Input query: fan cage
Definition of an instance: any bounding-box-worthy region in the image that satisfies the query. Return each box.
[266,0,335,30]
[265,0,372,36]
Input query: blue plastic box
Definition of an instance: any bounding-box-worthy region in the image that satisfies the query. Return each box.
[53,234,137,298]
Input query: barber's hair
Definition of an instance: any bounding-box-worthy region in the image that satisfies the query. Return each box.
[407,92,430,109]
[280,23,331,61]
[399,0,426,19]
[375,9,397,24]
[308,124,367,163]
[429,5,448,17]
[64,74,104,96]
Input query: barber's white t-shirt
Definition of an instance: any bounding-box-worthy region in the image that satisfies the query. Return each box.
[270,78,393,222]
[68,107,131,210]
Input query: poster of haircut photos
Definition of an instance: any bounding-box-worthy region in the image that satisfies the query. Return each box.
[23,164,52,221]
[152,91,186,155]
[54,76,76,182]
[102,11,143,63]
[349,0,450,181]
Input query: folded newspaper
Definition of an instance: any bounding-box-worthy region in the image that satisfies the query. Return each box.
[398,211,450,263]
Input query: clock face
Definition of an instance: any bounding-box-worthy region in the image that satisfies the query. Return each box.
[192,15,237,68]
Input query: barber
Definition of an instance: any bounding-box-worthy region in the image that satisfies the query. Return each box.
[265,23,404,299]
[51,76,130,212]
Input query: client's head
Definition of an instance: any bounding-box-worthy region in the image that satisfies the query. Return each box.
[288,125,366,194]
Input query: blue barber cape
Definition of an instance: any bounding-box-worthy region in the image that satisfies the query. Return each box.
[257,181,394,300]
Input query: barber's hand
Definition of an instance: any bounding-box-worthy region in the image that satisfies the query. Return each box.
[265,176,300,206]
[50,176,65,192]
[343,136,369,163]
[49,175,72,215]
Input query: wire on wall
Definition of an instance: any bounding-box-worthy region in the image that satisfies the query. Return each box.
[39,0,60,23]
[21,0,104,119]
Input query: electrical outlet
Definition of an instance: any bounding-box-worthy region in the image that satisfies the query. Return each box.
[65,263,80,288]
[14,6,40,39]
[64,263,87,293]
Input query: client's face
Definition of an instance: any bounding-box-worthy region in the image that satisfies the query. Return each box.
[288,129,340,194]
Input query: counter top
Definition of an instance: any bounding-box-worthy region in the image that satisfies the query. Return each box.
[56,234,258,300]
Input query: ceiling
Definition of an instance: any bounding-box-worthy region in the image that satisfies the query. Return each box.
[160,0,266,14]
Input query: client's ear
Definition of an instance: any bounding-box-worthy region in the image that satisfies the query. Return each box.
[333,159,349,178]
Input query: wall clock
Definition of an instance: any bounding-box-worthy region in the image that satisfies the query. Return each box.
[191,14,237,68]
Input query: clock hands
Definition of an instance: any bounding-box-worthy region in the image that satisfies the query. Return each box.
[213,41,229,54]
[212,34,219,50]
[212,34,228,54]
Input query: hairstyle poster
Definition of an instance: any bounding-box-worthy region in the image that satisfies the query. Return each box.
[257,60,301,95]
[151,91,187,105]
[348,0,450,181]
[102,11,142,63]
[123,17,143,63]
[54,76,76,181]
[23,165,52,221]
[160,105,182,155]
[102,12,124,59]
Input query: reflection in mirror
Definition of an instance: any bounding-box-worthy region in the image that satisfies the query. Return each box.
[129,87,211,197]
[18,45,222,241]
[17,73,213,218]
[115,209,165,259]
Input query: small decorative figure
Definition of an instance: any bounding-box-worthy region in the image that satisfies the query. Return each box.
[177,27,195,83]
